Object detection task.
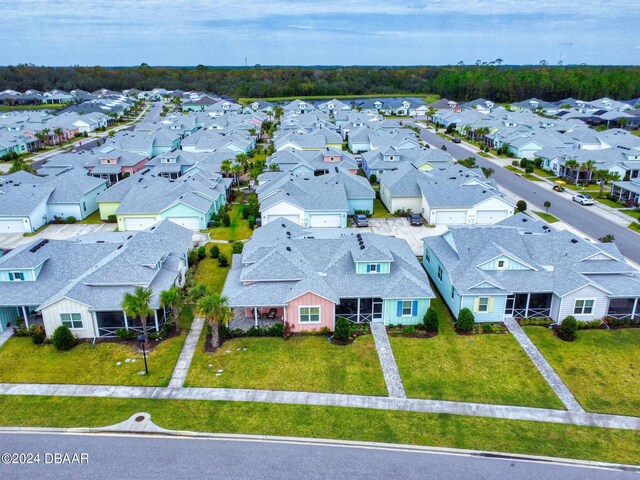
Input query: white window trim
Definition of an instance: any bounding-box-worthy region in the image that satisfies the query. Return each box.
[60,312,84,330]
[368,263,380,273]
[437,265,443,281]
[401,301,413,317]
[10,271,25,281]
[478,297,489,313]
[496,260,506,269]
[299,305,321,324]
[573,298,595,316]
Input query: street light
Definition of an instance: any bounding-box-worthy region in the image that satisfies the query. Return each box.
[137,334,149,375]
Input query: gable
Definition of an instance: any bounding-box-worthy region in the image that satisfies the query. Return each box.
[477,255,532,271]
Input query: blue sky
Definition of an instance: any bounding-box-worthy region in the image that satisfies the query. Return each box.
[1,0,638,66]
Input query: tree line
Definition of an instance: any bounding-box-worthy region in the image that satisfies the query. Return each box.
[1,64,639,102]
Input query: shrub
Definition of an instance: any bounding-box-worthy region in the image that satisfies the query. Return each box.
[423,307,438,333]
[231,241,244,254]
[519,317,552,327]
[31,325,46,345]
[66,216,77,224]
[369,173,377,184]
[457,308,475,333]
[221,212,231,227]
[269,323,285,337]
[209,245,220,258]
[576,319,603,330]
[319,326,331,335]
[334,317,352,340]
[197,246,206,260]
[519,158,529,169]
[52,325,76,351]
[354,209,371,217]
[511,160,519,167]
[516,200,527,212]
[187,249,199,265]
[482,323,495,334]
[558,315,577,341]
[525,164,534,174]
[115,328,137,340]
[217,254,229,267]
[403,325,415,335]
[107,214,117,223]
[248,215,256,229]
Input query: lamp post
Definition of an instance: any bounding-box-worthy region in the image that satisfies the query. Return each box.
[137,334,148,375]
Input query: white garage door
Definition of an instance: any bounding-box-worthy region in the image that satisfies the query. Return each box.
[168,217,201,230]
[434,210,467,225]
[123,217,158,231]
[266,215,299,225]
[309,214,342,228]
[476,210,510,225]
[0,218,28,233]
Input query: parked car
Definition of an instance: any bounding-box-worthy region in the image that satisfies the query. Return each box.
[409,213,423,226]
[353,214,369,227]
[452,137,461,144]
[572,194,594,205]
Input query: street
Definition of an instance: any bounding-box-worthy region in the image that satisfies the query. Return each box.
[418,128,640,264]
[0,432,636,480]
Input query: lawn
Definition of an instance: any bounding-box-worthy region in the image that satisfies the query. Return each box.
[76,211,103,224]
[534,168,555,178]
[631,130,640,137]
[629,222,640,233]
[186,334,387,396]
[0,308,193,387]
[372,198,393,218]
[533,211,560,223]
[620,209,640,221]
[0,103,64,111]
[504,165,542,181]
[1,396,639,465]
[193,243,233,293]
[524,327,640,417]
[205,203,253,241]
[390,296,564,409]
[597,197,624,209]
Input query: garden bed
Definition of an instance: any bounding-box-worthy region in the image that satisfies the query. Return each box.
[386,324,437,338]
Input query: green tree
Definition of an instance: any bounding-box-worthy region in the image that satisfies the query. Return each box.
[196,293,234,349]
[564,159,580,185]
[457,308,475,333]
[333,317,352,340]
[558,315,577,341]
[52,325,76,351]
[516,200,527,212]
[580,160,596,186]
[160,286,184,333]
[188,284,209,304]
[423,307,439,333]
[544,201,551,214]
[122,287,154,342]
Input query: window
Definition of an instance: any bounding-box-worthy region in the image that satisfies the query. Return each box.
[437,265,443,281]
[367,264,379,273]
[451,286,455,299]
[478,297,489,313]
[61,313,83,329]
[299,306,320,323]
[8,272,24,281]
[401,301,413,316]
[497,260,505,269]
[424,250,431,263]
[82,201,86,212]
[574,299,594,315]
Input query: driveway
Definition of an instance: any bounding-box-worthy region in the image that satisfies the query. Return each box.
[0,223,117,250]
[357,218,447,255]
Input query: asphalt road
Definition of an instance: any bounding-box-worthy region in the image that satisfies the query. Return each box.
[0,433,635,480]
[418,128,640,263]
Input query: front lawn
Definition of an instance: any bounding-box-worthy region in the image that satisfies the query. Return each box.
[0,308,193,387]
[186,334,387,396]
[205,203,253,241]
[533,211,560,223]
[620,209,640,221]
[629,222,640,233]
[596,197,624,209]
[77,211,103,224]
[193,242,233,293]
[390,297,564,409]
[524,327,640,417]
[372,198,393,218]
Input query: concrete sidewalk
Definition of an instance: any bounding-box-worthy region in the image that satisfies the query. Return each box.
[168,317,205,388]
[370,323,406,398]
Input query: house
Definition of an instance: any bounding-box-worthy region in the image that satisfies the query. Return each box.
[96,169,231,230]
[243,100,275,114]
[0,169,107,233]
[423,214,640,323]
[105,130,181,158]
[316,99,352,116]
[282,99,316,114]
[257,168,375,227]
[180,129,254,154]
[379,162,514,223]
[145,150,213,179]
[361,147,455,178]
[274,129,343,151]
[610,177,640,206]
[266,147,358,175]
[221,219,434,331]
[182,95,222,112]
[0,220,193,336]
[347,126,420,153]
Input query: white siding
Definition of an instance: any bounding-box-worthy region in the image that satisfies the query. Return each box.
[261,201,304,226]
[41,297,96,339]
[557,285,609,322]
[391,197,422,214]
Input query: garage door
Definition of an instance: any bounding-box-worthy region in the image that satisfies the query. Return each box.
[476,210,510,224]
[434,211,467,225]
[266,215,300,225]
[0,218,28,233]
[123,217,158,231]
[168,217,201,230]
[309,214,342,228]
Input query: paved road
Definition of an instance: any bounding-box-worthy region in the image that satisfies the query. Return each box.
[0,433,635,480]
[418,128,640,263]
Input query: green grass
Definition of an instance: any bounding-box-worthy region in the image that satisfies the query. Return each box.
[504,165,522,173]
[0,103,64,111]
[477,151,491,158]
[631,130,640,137]
[76,211,104,224]
[186,335,387,396]
[620,209,640,221]
[238,93,440,106]
[628,222,640,233]
[372,198,394,218]
[534,168,555,178]
[524,327,640,417]
[390,297,564,409]
[533,211,560,223]
[596,197,624,209]
[205,204,253,241]
[23,223,49,237]
[193,243,233,293]
[0,308,193,386]
[1,396,639,465]
[504,165,542,181]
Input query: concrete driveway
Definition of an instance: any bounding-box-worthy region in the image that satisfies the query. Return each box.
[355,218,447,255]
[0,223,117,250]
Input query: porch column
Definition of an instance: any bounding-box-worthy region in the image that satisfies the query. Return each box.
[22,306,29,328]
[91,311,99,338]
[122,311,129,329]
[633,298,638,320]
[524,294,531,318]
[283,306,288,325]
[154,310,159,332]
[254,307,258,327]
[356,298,361,323]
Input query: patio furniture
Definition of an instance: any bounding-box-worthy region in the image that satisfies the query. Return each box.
[262,308,278,320]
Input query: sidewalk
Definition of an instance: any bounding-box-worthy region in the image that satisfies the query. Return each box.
[168,317,205,388]
[370,323,406,398]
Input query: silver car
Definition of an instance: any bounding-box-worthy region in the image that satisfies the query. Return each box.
[572,194,594,205]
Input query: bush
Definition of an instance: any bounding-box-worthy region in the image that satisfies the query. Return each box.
[457,308,475,333]
[66,216,77,224]
[511,160,519,167]
[519,317,552,327]
[52,325,76,351]
[209,245,220,258]
[576,319,603,330]
[403,325,415,335]
[354,209,371,217]
[423,307,438,333]
[31,325,46,345]
[221,212,231,227]
[115,328,137,340]
[333,317,352,340]
[231,241,244,254]
[107,214,117,223]
[197,246,206,260]
[558,315,577,341]
[516,200,527,212]
[369,174,377,184]
[217,254,229,267]
[187,249,199,265]
[482,323,495,334]
[519,158,529,169]
[525,164,534,174]
[248,215,256,229]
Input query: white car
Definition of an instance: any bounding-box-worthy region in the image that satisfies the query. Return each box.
[572,194,594,205]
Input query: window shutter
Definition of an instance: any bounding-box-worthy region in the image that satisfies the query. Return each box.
[8,273,13,281]
[488,297,495,313]
[366,264,371,273]
[396,301,402,317]
[412,301,418,316]
[473,298,480,312]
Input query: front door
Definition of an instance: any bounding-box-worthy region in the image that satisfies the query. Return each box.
[372,299,383,322]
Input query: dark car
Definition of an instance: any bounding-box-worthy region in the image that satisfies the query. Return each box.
[452,137,461,144]
[409,213,423,226]
[353,214,369,227]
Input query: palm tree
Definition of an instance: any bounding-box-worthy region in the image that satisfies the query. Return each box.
[160,287,184,333]
[563,159,580,184]
[53,127,64,143]
[231,162,243,185]
[221,159,232,178]
[187,284,209,304]
[41,128,51,146]
[495,58,503,66]
[235,153,249,171]
[122,287,154,342]
[580,160,596,187]
[196,293,234,349]
[594,169,620,197]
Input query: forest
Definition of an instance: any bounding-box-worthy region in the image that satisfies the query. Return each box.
[1,64,639,102]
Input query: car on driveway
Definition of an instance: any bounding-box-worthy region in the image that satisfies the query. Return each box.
[409,213,423,226]
[572,194,594,205]
[353,214,369,227]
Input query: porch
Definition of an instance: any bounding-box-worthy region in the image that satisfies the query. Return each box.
[506,293,553,318]
[335,297,383,323]
[0,306,42,332]
[229,308,285,331]
[95,308,168,337]
[606,298,639,321]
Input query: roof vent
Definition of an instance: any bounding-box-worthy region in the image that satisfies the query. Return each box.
[542,225,550,230]
[571,239,579,244]
[281,223,286,227]
[524,231,533,235]
[286,246,291,252]
[360,244,365,250]
[522,218,528,222]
